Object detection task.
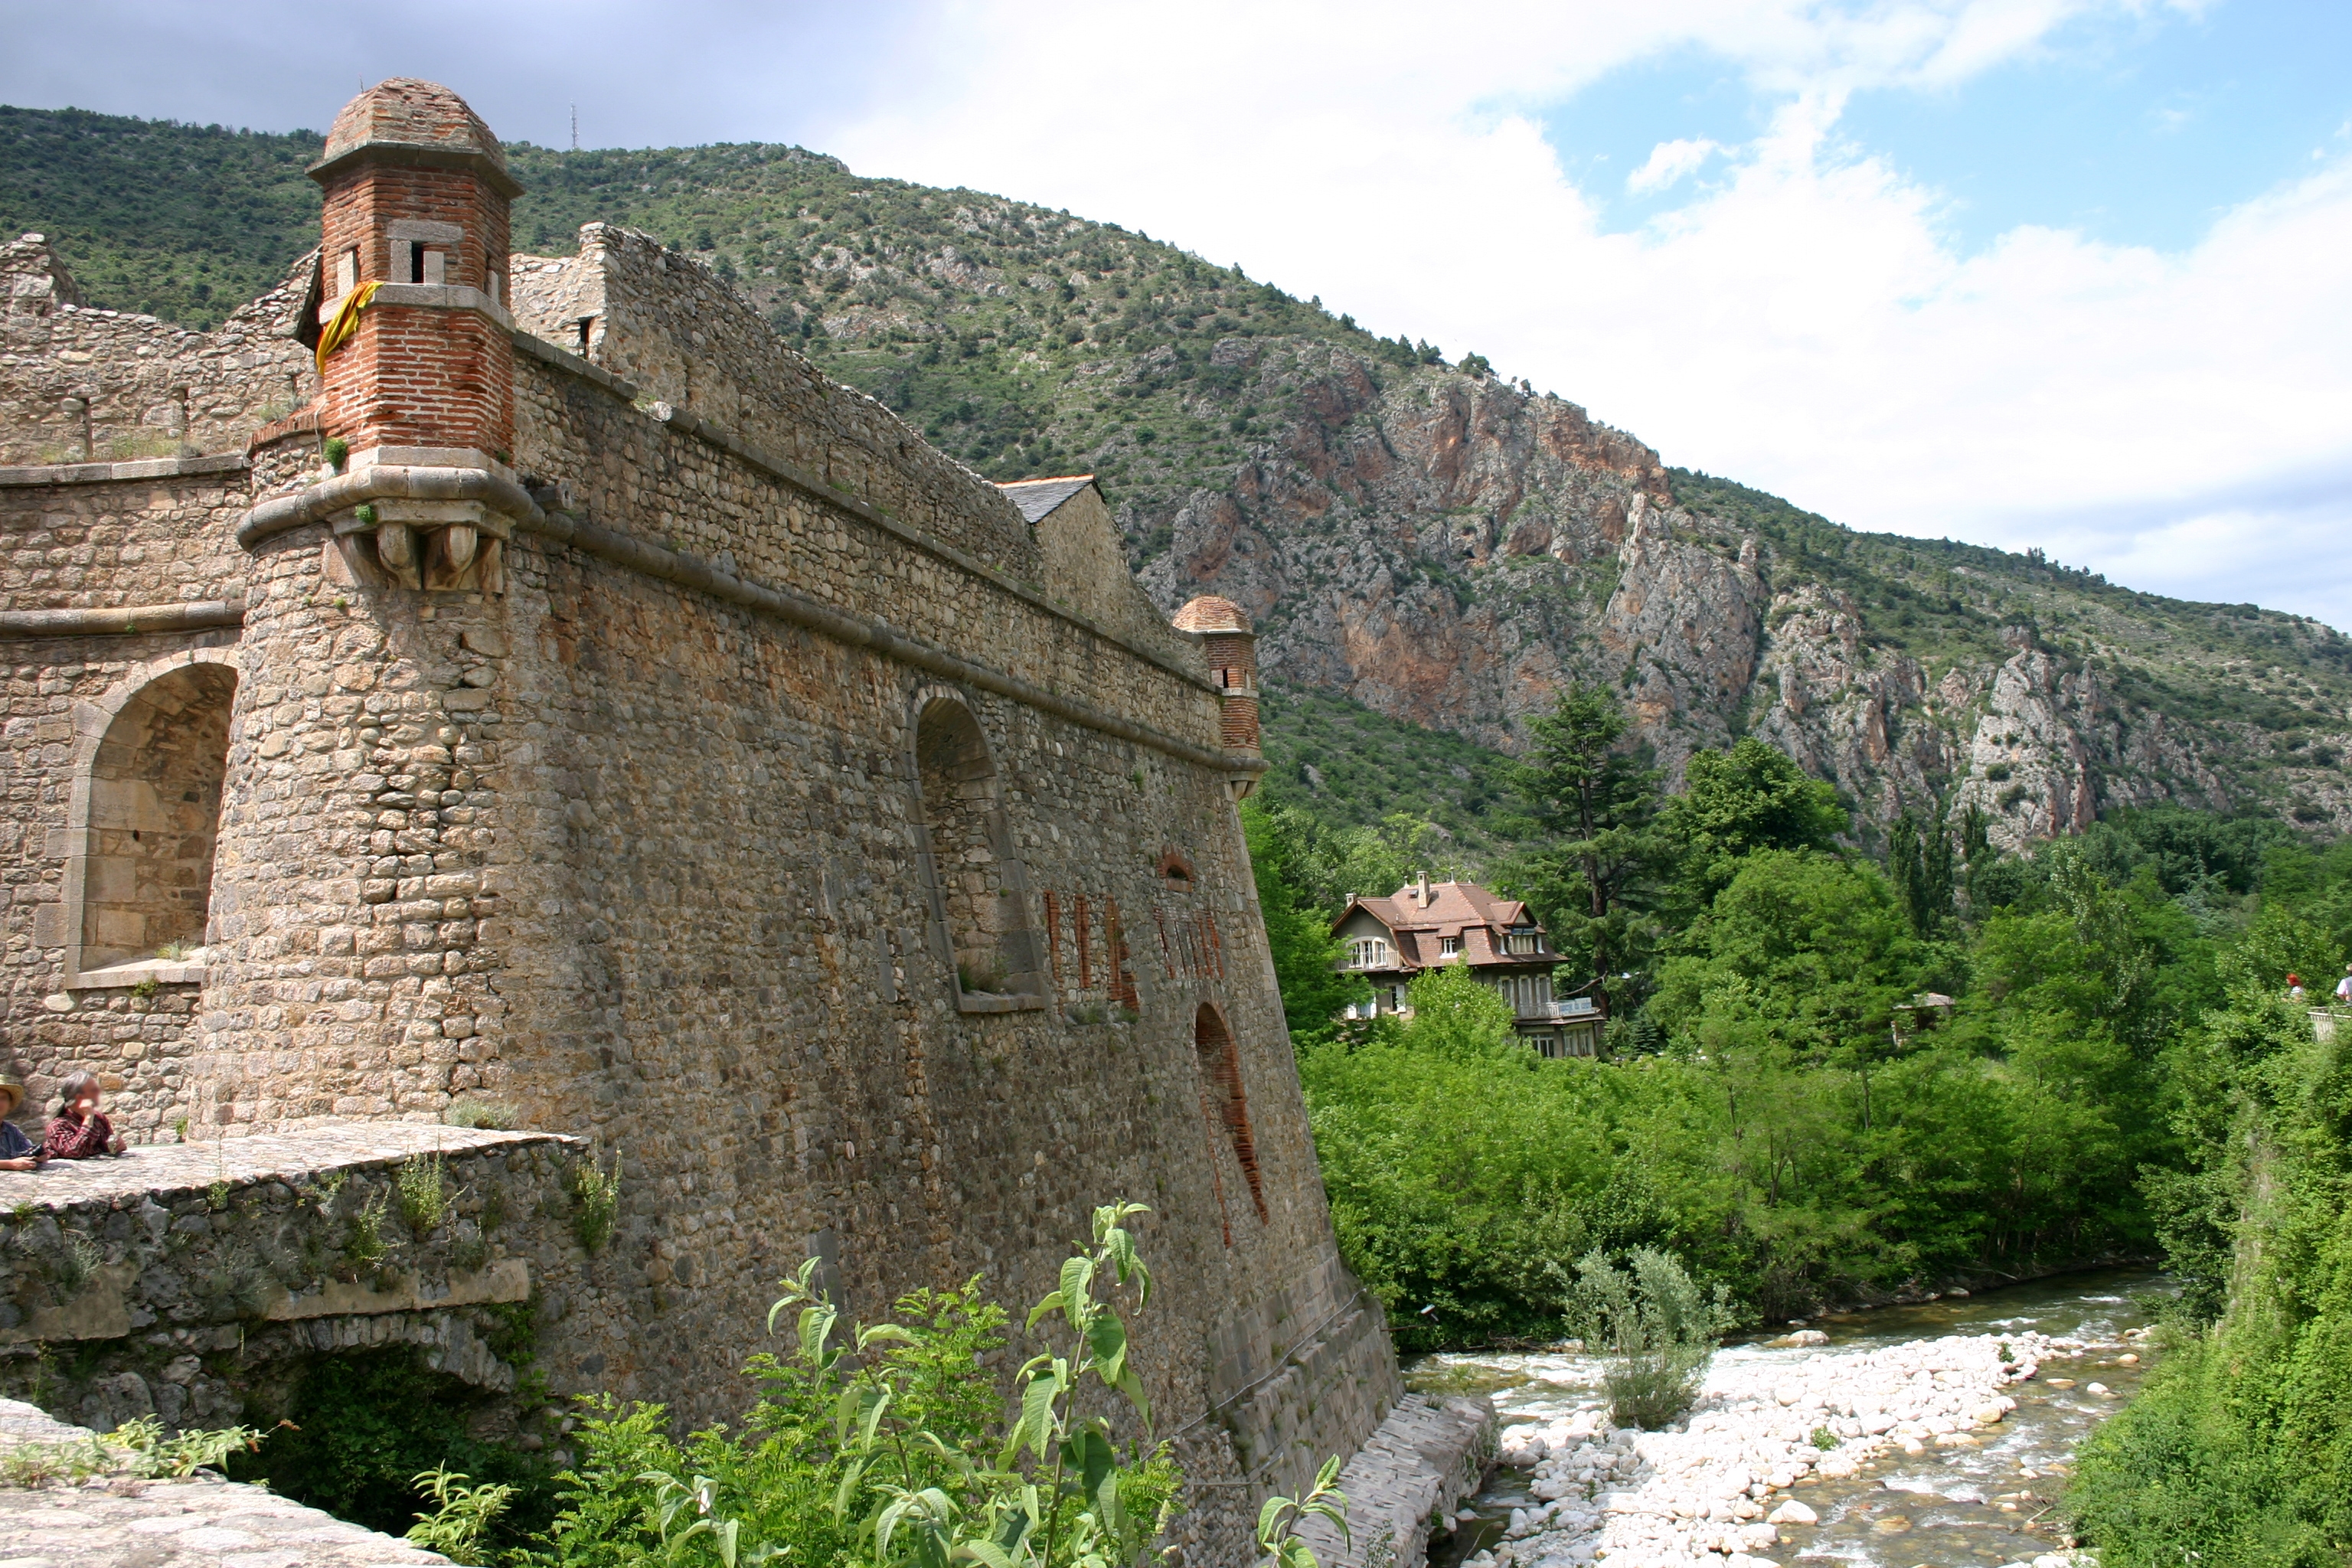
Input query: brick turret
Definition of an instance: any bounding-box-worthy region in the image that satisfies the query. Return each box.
[1173,595,1260,755]
[310,79,520,469]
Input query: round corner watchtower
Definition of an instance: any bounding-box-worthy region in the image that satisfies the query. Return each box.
[1172,594,1261,762]
[309,78,520,472]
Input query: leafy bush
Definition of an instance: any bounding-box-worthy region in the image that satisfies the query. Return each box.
[2069,980,2352,1566]
[515,1202,1301,1568]
[1563,1248,1736,1429]
[229,1349,551,1545]
[570,1151,619,1256]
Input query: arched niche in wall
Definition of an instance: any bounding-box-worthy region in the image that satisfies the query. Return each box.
[61,655,239,985]
[909,688,1046,1013]
[1194,1001,1268,1240]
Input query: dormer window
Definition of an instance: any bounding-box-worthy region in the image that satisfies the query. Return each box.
[1439,936,1462,956]
[1506,929,1543,955]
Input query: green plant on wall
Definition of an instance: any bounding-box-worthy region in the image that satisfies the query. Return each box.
[397,1153,452,1237]
[520,1200,1240,1568]
[571,1150,620,1256]
[344,1188,395,1271]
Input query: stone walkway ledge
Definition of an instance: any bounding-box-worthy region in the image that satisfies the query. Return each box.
[1297,1393,1498,1568]
[0,1396,449,1566]
[5,1122,575,1210]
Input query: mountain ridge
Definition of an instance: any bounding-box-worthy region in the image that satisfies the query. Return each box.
[5,100,2346,848]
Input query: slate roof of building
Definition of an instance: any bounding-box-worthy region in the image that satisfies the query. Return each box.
[994,474,1098,523]
[1334,880,1556,972]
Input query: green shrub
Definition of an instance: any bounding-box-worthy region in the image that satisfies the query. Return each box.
[1564,1247,1736,1429]
[227,1350,551,1546]
[397,1153,450,1237]
[522,1202,1289,1568]
[570,1151,619,1256]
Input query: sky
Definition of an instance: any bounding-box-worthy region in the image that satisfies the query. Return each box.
[6,0,2350,628]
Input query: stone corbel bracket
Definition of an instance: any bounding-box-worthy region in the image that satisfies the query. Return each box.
[238,464,537,593]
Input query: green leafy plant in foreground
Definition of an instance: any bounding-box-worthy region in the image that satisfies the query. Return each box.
[406,1465,518,1565]
[0,1417,266,1489]
[498,1200,1342,1567]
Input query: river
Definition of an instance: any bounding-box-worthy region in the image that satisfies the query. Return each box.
[1410,1267,2169,1568]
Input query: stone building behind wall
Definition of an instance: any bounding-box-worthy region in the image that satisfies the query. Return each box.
[0,80,1478,1563]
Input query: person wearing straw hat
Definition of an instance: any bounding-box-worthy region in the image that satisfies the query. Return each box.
[0,1083,44,1171]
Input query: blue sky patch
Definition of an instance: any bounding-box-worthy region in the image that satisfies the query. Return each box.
[1538,2,2352,254]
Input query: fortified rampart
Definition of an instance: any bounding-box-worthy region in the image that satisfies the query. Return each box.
[0,80,1472,1562]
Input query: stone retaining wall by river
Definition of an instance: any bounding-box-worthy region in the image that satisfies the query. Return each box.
[1411,1269,2167,1568]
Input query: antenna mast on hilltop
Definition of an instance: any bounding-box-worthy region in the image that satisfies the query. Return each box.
[571,104,579,152]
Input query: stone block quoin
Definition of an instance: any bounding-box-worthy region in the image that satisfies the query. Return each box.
[313,80,519,459]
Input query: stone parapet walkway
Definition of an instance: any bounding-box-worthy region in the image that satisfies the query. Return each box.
[2,1121,559,1210]
[0,1396,450,1566]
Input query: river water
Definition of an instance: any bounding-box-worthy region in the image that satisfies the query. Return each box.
[1411,1268,2170,1568]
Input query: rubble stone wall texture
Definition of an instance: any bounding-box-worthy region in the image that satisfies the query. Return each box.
[0,236,318,466]
[0,100,1403,1562]
[0,1123,613,1468]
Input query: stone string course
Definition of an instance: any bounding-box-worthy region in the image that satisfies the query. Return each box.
[0,79,1407,1566]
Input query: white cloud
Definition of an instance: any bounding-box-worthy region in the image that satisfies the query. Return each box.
[1628,138,1723,193]
[815,0,2352,628]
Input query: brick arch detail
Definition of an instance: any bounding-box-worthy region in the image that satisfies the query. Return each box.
[1193,1000,1267,1243]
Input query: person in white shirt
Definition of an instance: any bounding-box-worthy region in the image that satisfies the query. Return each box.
[2336,965,2352,1004]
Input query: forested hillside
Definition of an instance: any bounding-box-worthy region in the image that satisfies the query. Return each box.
[5,100,2349,851]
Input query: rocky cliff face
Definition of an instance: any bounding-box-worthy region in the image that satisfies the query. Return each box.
[1125,343,2351,848]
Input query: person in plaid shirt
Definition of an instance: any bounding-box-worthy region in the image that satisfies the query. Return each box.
[44,1073,124,1159]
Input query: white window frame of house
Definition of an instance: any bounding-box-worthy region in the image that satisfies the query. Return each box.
[1507,928,1542,955]
[1348,937,1392,970]
[1439,935,1462,956]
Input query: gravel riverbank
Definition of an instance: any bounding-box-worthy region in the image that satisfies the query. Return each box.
[1432,1274,2166,1568]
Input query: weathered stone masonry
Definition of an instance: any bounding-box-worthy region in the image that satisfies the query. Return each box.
[0,80,1485,1561]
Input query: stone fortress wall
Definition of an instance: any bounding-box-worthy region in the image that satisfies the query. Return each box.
[0,80,1473,1563]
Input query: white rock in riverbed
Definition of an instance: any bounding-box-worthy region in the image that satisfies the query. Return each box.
[1459,1331,2069,1568]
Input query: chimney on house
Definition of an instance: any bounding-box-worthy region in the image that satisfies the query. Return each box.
[1418,874,1430,907]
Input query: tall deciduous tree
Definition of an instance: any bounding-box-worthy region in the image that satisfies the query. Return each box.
[1886,807,1957,936]
[1239,798,1370,1048]
[1662,738,1847,906]
[1511,687,1670,1020]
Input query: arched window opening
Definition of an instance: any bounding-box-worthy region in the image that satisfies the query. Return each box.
[81,663,237,974]
[1194,1004,1267,1240]
[913,695,1042,1008]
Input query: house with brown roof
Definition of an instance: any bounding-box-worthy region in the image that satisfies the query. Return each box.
[1330,878,1602,1057]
